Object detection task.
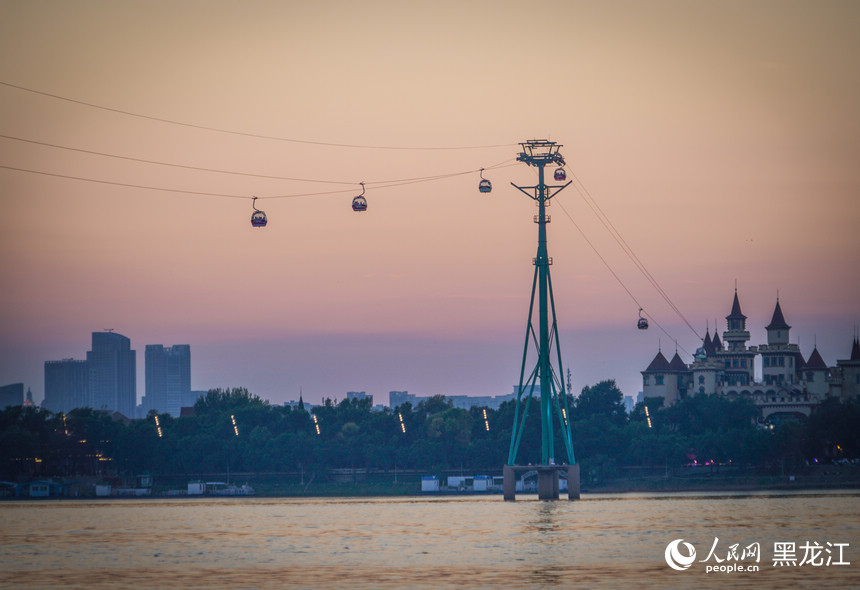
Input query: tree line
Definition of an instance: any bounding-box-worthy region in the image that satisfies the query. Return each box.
[1,380,857,483]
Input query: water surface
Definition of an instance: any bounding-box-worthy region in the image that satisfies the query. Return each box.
[1,490,857,589]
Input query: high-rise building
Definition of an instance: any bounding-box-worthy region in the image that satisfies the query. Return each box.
[0,383,24,409]
[389,390,411,408]
[347,391,371,403]
[44,359,89,413]
[143,344,191,417]
[87,331,136,417]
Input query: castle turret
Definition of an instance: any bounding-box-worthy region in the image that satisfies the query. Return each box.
[712,330,723,352]
[759,297,801,391]
[719,290,757,391]
[803,346,829,396]
[766,299,791,346]
[724,290,750,352]
[642,350,671,403]
[835,337,860,402]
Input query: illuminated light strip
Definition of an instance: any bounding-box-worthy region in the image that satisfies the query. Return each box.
[644,406,653,429]
[154,415,163,438]
[231,414,239,436]
[483,408,490,431]
[312,414,321,435]
[398,412,406,433]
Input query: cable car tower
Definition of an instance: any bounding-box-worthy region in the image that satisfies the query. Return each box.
[503,139,580,501]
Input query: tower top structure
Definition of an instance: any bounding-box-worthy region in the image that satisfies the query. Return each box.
[516,139,566,168]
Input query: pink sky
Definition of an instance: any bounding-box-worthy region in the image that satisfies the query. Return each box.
[1,1,858,406]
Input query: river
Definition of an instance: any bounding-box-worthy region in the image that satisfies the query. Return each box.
[1,490,857,589]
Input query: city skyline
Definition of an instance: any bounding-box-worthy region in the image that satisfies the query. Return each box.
[1,1,859,407]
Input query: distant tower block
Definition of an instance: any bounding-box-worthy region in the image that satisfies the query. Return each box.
[505,140,578,501]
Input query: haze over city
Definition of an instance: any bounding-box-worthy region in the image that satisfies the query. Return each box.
[1,0,858,408]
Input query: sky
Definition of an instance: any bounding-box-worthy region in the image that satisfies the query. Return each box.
[1,0,859,408]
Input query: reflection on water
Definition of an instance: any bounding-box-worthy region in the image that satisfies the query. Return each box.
[0,491,857,589]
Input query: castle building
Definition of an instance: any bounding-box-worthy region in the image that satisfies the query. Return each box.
[642,290,858,422]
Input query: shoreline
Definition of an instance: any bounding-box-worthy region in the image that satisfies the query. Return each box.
[4,478,859,501]
[5,464,858,499]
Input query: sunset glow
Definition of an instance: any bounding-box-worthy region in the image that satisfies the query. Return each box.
[1,1,858,407]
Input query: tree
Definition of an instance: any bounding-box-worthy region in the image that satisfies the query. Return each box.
[574,380,627,425]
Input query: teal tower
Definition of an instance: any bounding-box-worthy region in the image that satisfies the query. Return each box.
[504,140,579,500]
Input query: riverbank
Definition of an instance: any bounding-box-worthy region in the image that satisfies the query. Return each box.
[4,464,858,499]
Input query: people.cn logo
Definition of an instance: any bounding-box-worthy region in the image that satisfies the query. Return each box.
[665,539,697,571]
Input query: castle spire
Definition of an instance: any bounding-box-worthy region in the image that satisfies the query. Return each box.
[766,297,791,345]
[724,288,750,352]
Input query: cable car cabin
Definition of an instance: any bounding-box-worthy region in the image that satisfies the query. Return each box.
[251,210,267,227]
[637,317,649,330]
[478,179,492,193]
[352,195,368,212]
[554,167,566,182]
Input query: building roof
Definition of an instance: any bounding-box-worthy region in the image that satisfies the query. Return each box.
[766,299,791,331]
[702,330,713,354]
[795,351,806,370]
[805,347,827,370]
[712,331,723,351]
[645,351,670,372]
[726,290,747,320]
[668,352,688,372]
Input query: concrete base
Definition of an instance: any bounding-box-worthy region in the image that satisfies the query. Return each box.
[537,467,559,500]
[503,464,580,501]
[503,465,516,501]
[567,464,580,500]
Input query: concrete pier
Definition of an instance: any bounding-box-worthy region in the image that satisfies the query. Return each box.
[503,464,580,501]
[503,465,516,501]
[537,466,558,499]
[567,463,580,500]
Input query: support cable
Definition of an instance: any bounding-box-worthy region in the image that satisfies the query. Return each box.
[554,197,694,358]
[0,159,517,201]
[0,81,514,151]
[570,171,702,340]
[0,133,516,190]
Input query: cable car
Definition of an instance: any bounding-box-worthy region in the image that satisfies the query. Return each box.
[478,168,492,193]
[637,308,649,330]
[250,196,267,227]
[554,167,566,182]
[352,182,367,212]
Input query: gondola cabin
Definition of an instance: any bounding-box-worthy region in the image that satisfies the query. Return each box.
[251,210,267,227]
[554,167,566,182]
[478,179,492,193]
[250,197,267,227]
[352,195,367,212]
[637,317,649,330]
